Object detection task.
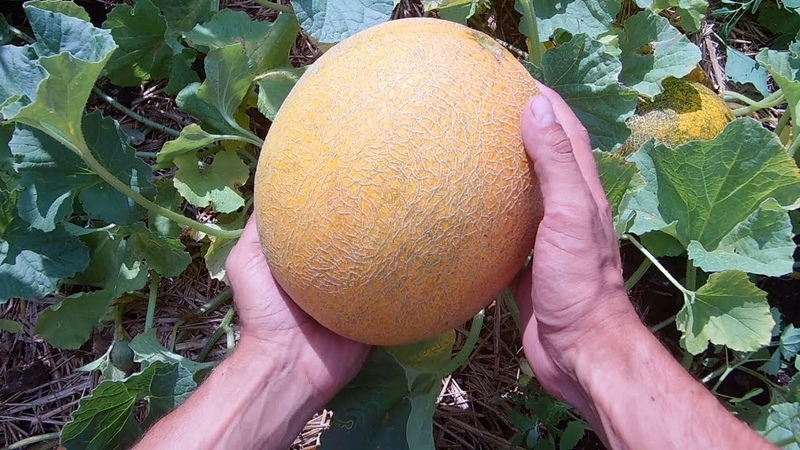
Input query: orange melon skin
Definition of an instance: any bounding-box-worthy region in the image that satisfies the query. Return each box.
[254,17,543,346]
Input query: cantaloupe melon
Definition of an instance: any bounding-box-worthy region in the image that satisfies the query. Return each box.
[620,77,733,155]
[254,17,543,345]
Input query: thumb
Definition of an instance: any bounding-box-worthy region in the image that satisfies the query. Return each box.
[521,95,594,213]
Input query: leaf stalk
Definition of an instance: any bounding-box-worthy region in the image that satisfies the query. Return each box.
[727,89,786,117]
[625,234,692,296]
[252,0,294,14]
[92,87,181,138]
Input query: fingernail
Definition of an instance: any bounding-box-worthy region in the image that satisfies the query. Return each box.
[529,95,557,126]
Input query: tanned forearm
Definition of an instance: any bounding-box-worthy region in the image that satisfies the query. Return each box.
[133,341,323,450]
[570,324,775,450]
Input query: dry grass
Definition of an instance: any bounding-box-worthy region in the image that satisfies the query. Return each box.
[0,0,785,449]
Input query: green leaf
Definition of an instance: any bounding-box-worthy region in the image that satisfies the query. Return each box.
[173,150,249,214]
[625,119,800,276]
[175,44,259,139]
[530,0,620,41]
[0,14,12,46]
[26,0,91,22]
[103,0,172,86]
[687,199,797,277]
[726,46,771,98]
[424,0,488,24]
[541,33,638,152]
[618,10,701,97]
[290,0,395,44]
[203,212,246,281]
[149,0,219,32]
[11,112,154,231]
[71,229,148,297]
[184,10,299,72]
[148,180,183,238]
[0,318,24,334]
[124,223,191,277]
[256,66,307,121]
[128,330,215,381]
[0,45,46,117]
[10,4,117,142]
[157,124,221,164]
[759,402,800,448]
[321,332,455,449]
[635,0,707,33]
[61,361,197,450]
[757,42,800,132]
[34,290,113,349]
[559,421,585,450]
[781,324,800,362]
[0,190,89,303]
[594,150,644,235]
[676,270,774,354]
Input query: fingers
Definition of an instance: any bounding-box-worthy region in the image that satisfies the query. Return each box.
[532,84,613,217]
[521,94,596,215]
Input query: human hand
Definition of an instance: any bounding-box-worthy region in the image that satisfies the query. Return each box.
[225,216,370,402]
[516,84,642,409]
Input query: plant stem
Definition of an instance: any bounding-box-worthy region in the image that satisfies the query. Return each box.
[625,258,653,291]
[172,287,234,348]
[145,272,160,332]
[58,134,243,240]
[685,261,697,291]
[136,151,159,159]
[650,315,676,333]
[516,0,545,67]
[495,38,529,60]
[787,130,800,158]
[2,432,60,450]
[197,307,236,362]
[252,0,294,13]
[440,310,485,376]
[92,87,181,138]
[7,24,34,43]
[775,110,791,138]
[625,234,692,296]
[729,89,786,117]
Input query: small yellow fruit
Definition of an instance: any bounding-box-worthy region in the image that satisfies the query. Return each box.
[254,18,543,345]
[620,77,734,156]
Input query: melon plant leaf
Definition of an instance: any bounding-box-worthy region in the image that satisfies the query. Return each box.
[756,42,800,131]
[71,229,148,298]
[758,402,800,448]
[34,290,114,349]
[321,332,455,450]
[290,0,395,44]
[11,112,154,231]
[594,150,644,236]
[26,0,91,21]
[424,0,487,24]
[676,270,774,354]
[203,212,246,281]
[618,10,701,97]
[256,67,307,121]
[173,150,249,214]
[0,45,46,118]
[540,33,638,152]
[687,198,796,277]
[148,180,183,239]
[0,191,89,303]
[184,10,299,73]
[123,223,191,277]
[625,119,800,276]
[157,124,220,164]
[634,0,707,33]
[61,361,196,450]
[102,0,172,86]
[149,0,219,32]
[0,318,23,334]
[128,330,215,383]
[529,0,620,41]
[175,44,259,140]
[0,14,11,45]
[726,46,771,98]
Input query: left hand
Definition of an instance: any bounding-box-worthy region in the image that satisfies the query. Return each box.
[225,216,370,401]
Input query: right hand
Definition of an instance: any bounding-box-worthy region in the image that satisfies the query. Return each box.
[515,84,642,409]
